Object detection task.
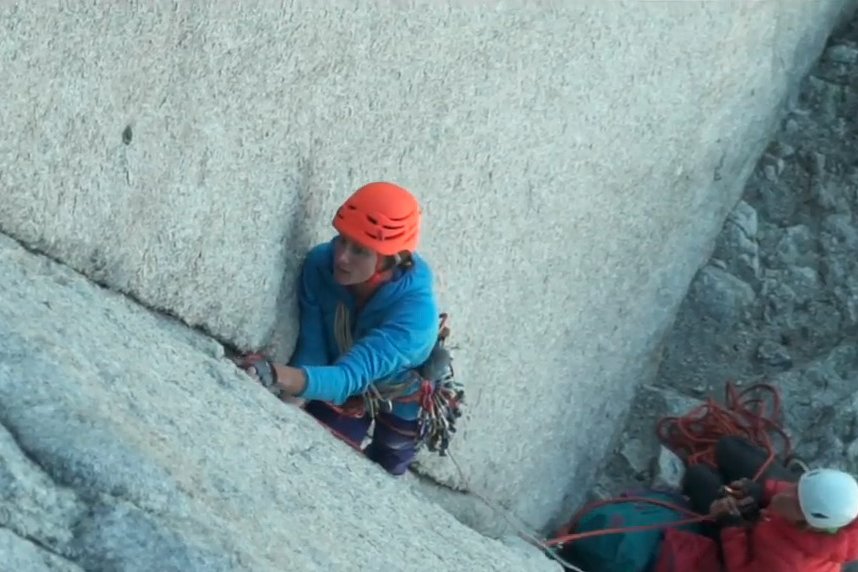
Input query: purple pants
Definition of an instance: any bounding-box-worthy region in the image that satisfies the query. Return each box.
[304,401,420,475]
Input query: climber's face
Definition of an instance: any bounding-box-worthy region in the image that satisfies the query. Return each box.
[770,485,805,525]
[333,234,379,285]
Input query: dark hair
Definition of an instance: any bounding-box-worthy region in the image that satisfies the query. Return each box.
[380,251,414,271]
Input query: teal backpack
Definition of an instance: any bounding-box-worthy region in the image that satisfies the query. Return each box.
[557,489,706,572]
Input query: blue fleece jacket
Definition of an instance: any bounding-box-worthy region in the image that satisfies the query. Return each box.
[289,238,439,419]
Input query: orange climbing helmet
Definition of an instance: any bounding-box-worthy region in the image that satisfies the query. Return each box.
[332,181,422,256]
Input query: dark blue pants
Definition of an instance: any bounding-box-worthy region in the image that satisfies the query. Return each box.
[304,400,419,476]
[682,437,796,537]
[682,436,794,515]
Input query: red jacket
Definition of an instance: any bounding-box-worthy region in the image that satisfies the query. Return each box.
[721,480,858,572]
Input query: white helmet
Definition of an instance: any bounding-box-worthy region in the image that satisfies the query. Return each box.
[797,468,858,529]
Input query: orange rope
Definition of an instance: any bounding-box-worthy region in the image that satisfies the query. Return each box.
[544,496,710,548]
[657,381,791,482]
[546,381,790,548]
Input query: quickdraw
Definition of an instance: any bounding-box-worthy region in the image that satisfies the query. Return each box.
[413,314,465,456]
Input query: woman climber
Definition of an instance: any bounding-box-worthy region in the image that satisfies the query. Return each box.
[236,181,445,476]
[683,436,858,571]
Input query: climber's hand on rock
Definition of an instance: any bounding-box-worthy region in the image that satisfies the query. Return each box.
[234,354,276,389]
[279,394,306,407]
[233,356,306,398]
[232,353,261,371]
[271,364,307,397]
[244,365,261,381]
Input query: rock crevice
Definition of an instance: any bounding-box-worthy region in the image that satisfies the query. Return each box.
[596,14,858,512]
[0,232,559,571]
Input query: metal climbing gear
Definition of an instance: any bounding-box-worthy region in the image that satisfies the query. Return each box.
[332,307,465,456]
[414,316,465,455]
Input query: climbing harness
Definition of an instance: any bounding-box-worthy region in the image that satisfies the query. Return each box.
[545,380,790,549]
[331,304,465,456]
[234,304,465,456]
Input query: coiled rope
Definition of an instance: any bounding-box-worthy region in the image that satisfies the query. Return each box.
[545,381,789,549]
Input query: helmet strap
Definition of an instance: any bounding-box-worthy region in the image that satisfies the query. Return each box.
[351,251,408,301]
[365,269,393,288]
[350,257,394,302]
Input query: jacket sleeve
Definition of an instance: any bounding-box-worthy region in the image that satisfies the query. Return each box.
[288,253,330,368]
[720,527,755,572]
[838,522,858,562]
[298,297,437,405]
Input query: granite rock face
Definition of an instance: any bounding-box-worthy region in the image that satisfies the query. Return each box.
[2,0,855,537]
[596,15,858,568]
[0,234,559,572]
